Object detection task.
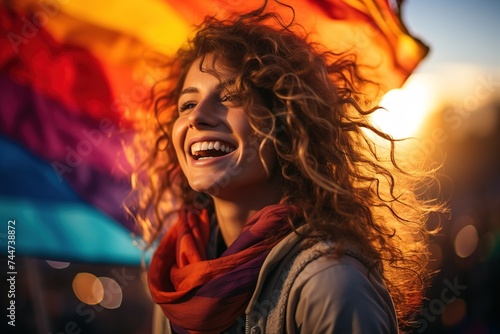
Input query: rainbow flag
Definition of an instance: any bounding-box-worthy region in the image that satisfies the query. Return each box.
[0,0,427,264]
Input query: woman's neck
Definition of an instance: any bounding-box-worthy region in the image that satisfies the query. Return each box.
[212,183,283,246]
[213,200,254,247]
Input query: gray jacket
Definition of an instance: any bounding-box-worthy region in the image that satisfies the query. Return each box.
[152,226,398,333]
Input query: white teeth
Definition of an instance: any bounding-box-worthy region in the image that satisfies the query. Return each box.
[190,141,236,156]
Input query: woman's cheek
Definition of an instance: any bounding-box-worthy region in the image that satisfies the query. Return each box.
[171,119,187,163]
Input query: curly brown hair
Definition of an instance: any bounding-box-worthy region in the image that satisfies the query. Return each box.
[127,2,443,330]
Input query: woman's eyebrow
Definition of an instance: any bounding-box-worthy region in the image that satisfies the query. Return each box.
[180,78,236,97]
[180,87,198,96]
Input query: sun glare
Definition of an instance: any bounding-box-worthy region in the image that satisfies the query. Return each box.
[370,74,436,140]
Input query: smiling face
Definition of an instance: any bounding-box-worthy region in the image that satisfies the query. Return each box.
[172,54,281,201]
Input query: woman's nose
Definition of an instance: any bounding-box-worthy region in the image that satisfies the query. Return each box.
[187,98,220,129]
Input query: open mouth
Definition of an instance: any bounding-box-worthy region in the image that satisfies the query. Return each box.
[190,140,236,160]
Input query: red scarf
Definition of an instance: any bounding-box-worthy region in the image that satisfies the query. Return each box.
[148,204,292,333]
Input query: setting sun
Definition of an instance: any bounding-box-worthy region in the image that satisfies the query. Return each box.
[370,74,436,140]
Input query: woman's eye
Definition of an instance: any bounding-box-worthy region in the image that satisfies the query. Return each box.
[178,101,196,113]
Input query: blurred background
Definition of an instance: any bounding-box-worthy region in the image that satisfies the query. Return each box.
[396,0,500,333]
[1,0,499,333]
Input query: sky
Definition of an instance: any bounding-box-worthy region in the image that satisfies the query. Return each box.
[401,3,500,331]
[403,0,500,72]
[371,0,500,140]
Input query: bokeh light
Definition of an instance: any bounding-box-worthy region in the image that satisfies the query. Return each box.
[441,298,467,327]
[478,232,496,261]
[454,225,479,258]
[46,260,70,269]
[72,272,104,305]
[98,277,123,309]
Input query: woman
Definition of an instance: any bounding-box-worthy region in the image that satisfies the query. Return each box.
[129,3,440,333]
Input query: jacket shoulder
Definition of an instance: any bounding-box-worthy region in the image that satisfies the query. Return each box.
[289,254,399,333]
[248,240,398,334]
